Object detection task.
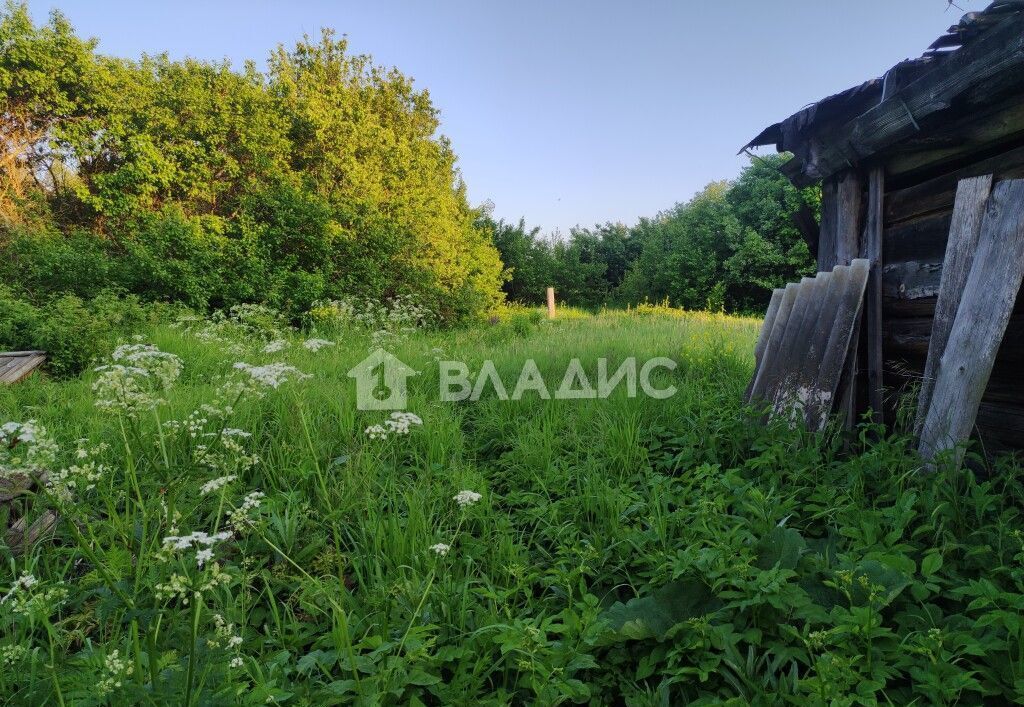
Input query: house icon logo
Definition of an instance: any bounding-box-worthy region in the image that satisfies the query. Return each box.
[347,349,417,410]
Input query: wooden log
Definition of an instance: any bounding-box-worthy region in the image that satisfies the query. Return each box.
[749,283,799,403]
[914,175,993,437]
[885,143,1024,224]
[883,212,953,264]
[884,96,1024,181]
[808,259,870,431]
[862,167,885,423]
[919,179,1024,465]
[745,288,784,401]
[546,287,556,319]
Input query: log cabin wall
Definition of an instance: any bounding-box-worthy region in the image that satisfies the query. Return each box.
[879,98,1024,452]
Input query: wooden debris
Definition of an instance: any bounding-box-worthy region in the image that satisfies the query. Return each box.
[914,175,993,438]
[919,179,1024,464]
[0,351,46,383]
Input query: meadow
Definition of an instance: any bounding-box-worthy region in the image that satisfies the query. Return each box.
[2,303,1024,706]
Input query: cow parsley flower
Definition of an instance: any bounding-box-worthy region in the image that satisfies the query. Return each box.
[302,338,335,352]
[232,362,311,389]
[453,490,482,508]
[364,412,423,440]
[0,421,58,478]
[262,339,288,354]
[200,475,238,496]
[429,543,451,557]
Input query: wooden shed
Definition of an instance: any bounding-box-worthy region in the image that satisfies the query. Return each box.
[745,1,1024,455]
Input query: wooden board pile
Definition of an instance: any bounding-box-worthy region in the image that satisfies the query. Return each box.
[0,350,46,383]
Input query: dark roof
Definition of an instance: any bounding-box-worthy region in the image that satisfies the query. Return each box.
[746,1,1024,185]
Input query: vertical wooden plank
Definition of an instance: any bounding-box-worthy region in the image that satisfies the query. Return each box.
[919,179,1024,465]
[836,170,864,267]
[818,178,838,272]
[862,167,885,424]
[914,174,994,437]
[546,287,556,319]
[749,283,800,403]
[745,288,785,401]
[808,259,870,431]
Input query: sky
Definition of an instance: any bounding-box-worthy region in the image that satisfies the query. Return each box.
[26,0,985,235]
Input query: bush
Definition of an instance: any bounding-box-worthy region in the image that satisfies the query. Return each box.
[0,288,163,376]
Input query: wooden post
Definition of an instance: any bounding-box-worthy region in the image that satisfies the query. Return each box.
[919,179,1024,465]
[546,287,556,319]
[914,175,993,438]
[862,167,885,424]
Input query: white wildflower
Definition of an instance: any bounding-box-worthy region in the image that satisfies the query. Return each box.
[195,549,214,568]
[364,424,389,440]
[429,543,451,557]
[302,338,335,352]
[453,490,482,508]
[162,530,232,551]
[262,339,288,354]
[228,490,265,530]
[200,475,238,496]
[230,656,244,668]
[0,421,58,477]
[232,362,311,388]
[97,649,134,696]
[1,573,37,604]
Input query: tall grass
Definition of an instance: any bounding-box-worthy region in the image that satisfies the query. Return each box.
[2,308,1023,704]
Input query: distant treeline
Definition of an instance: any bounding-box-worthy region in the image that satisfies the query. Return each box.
[480,156,820,314]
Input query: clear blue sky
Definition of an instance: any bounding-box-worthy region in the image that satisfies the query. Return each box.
[27,0,984,234]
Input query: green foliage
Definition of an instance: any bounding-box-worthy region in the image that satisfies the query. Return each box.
[0,4,503,324]
[482,156,818,314]
[1,310,1022,704]
[0,287,159,375]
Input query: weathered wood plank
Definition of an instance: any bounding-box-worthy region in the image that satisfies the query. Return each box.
[914,175,993,437]
[862,167,885,422]
[0,354,46,383]
[836,170,863,266]
[748,283,800,403]
[745,288,785,402]
[885,143,1024,224]
[885,95,1024,180]
[773,276,828,413]
[919,179,1024,465]
[808,259,870,431]
[818,178,839,271]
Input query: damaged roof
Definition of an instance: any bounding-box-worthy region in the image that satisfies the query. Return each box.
[746,1,1024,186]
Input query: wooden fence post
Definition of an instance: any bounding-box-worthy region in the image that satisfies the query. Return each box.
[546,287,556,319]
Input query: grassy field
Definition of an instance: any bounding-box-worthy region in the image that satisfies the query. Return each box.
[2,306,1024,705]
